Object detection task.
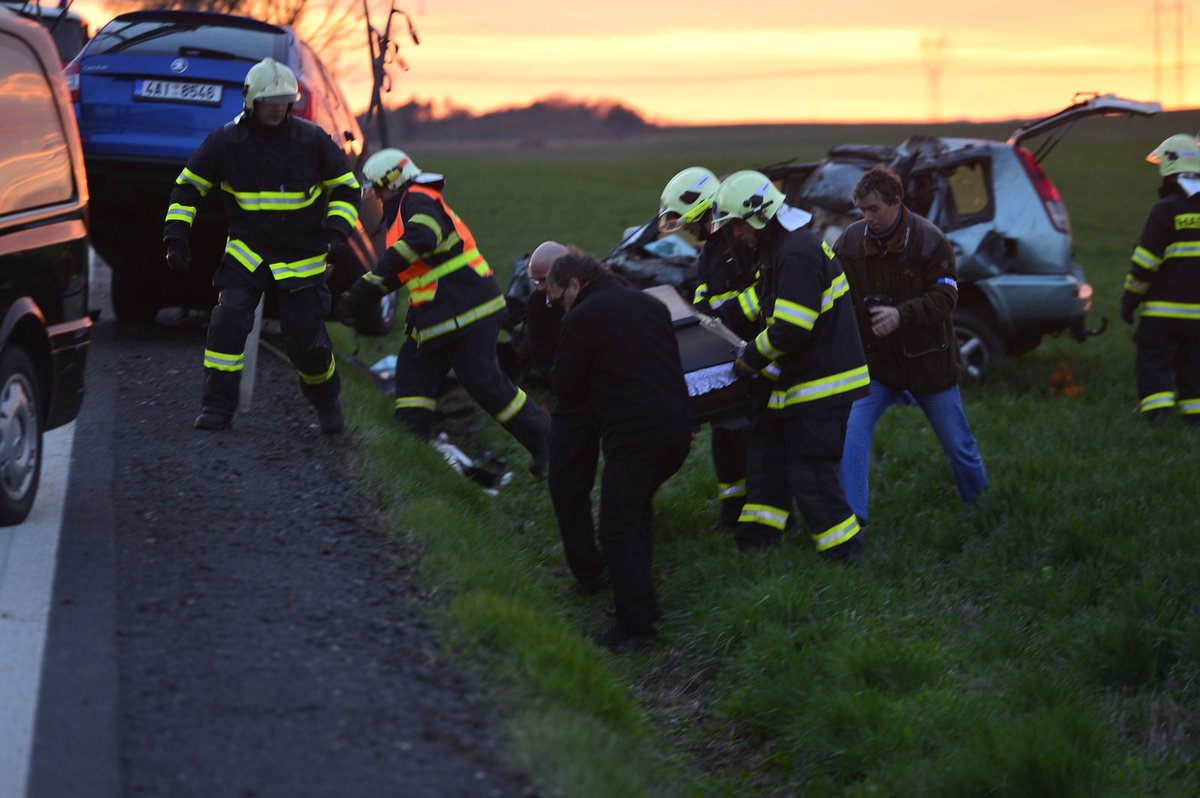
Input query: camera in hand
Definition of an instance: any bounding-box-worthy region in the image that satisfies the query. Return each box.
[862,294,895,309]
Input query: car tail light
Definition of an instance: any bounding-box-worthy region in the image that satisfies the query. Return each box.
[291,80,314,121]
[1016,146,1070,234]
[64,60,80,103]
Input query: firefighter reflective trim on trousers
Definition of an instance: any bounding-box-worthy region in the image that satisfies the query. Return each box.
[738,285,761,321]
[738,503,788,530]
[221,182,321,211]
[812,514,860,552]
[1163,241,1200,261]
[408,213,445,245]
[820,272,851,313]
[327,200,359,227]
[719,480,747,500]
[226,239,264,272]
[321,171,360,191]
[753,328,787,361]
[204,348,245,372]
[298,356,336,386]
[177,167,213,196]
[494,388,528,423]
[767,364,871,410]
[1139,391,1176,413]
[1179,397,1200,415]
[1142,301,1200,320]
[413,294,506,344]
[773,298,818,331]
[692,283,709,305]
[269,253,328,282]
[1124,274,1152,295]
[1132,246,1163,271]
[395,396,438,412]
[165,203,197,224]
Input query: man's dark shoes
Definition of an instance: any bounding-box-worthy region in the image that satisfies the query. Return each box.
[569,574,609,597]
[193,411,231,431]
[593,621,655,653]
[317,399,345,435]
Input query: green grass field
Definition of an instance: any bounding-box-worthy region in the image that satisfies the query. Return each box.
[330,109,1200,797]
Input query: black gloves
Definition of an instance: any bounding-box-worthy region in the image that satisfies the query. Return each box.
[326,232,352,265]
[335,279,378,328]
[165,238,191,273]
[1119,291,1142,324]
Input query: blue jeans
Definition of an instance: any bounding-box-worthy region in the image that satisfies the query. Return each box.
[840,381,988,523]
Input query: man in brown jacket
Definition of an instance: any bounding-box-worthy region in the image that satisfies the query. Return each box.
[834,165,987,526]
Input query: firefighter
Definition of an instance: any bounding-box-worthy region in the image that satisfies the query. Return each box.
[163,58,359,434]
[338,149,550,472]
[1120,133,1200,424]
[658,166,757,529]
[714,170,869,561]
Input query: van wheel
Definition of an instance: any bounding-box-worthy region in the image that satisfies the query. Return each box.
[112,268,160,325]
[0,346,42,526]
[954,308,1005,379]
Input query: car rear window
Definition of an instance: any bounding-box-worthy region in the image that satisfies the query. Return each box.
[88,18,283,62]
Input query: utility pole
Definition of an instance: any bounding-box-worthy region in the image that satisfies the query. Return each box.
[921,35,948,123]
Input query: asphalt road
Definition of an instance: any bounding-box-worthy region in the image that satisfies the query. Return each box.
[7,259,534,798]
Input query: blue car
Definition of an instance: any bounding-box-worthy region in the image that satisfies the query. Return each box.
[65,9,393,330]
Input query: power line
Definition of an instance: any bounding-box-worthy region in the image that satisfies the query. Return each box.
[921,35,948,122]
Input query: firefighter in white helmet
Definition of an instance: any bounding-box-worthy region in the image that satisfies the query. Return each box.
[658,166,757,530]
[163,57,361,434]
[1120,133,1200,423]
[713,170,869,561]
[338,149,550,473]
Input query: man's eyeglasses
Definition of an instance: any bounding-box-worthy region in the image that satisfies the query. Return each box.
[529,275,545,289]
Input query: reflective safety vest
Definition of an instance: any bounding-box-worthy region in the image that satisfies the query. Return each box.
[387,185,492,307]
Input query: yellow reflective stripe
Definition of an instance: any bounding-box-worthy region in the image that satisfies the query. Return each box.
[705,288,739,310]
[327,200,359,226]
[363,273,388,290]
[812,514,860,552]
[821,240,836,260]
[409,248,487,289]
[220,183,321,211]
[298,357,336,386]
[225,239,263,272]
[768,365,870,409]
[270,253,328,281]
[820,273,850,313]
[738,286,761,321]
[762,362,781,381]
[395,396,438,412]
[738,503,788,530]
[177,167,212,195]
[430,231,462,255]
[165,203,196,224]
[1139,391,1176,412]
[322,171,360,190]
[1123,274,1151,295]
[203,348,244,372]
[692,283,709,305]
[1132,246,1162,271]
[773,298,818,330]
[1142,301,1200,320]
[1178,398,1200,414]
[753,329,786,360]
[414,294,506,344]
[1163,241,1200,260]
[494,389,527,423]
[393,239,419,263]
[409,213,444,245]
[719,480,746,500]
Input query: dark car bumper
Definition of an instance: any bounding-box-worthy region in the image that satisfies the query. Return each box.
[44,314,92,430]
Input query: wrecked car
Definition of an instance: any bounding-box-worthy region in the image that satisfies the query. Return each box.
[503,93,1161,380]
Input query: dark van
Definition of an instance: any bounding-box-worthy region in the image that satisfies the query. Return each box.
[0,7,93,524]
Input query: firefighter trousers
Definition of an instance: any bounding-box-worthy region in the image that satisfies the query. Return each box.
[1134,318,1200,420]
[393,314,550,456]
[201,260,339,418]
[710,416,749,528]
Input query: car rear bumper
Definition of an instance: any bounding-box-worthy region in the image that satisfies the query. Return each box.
[972,271,1092,339]
[44,314,92,430]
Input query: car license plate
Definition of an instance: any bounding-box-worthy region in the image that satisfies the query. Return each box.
[134,79,222,105]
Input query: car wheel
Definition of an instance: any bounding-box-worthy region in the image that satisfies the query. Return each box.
[0,346,42,526]
[954,308,1005,379]
[112,267,160,325]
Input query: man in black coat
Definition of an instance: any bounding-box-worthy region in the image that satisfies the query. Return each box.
[546,248,692,652]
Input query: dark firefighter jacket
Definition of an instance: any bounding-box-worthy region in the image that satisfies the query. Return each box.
[692,226,760,342]
[551,274,692,449]
[836,207,961,394]
[163,114,360,289]
[738,223,869,415]
[357,181,503,349]
[1124,187,1200,329]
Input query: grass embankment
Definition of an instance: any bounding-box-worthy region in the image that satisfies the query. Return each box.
[330,112,1200,796]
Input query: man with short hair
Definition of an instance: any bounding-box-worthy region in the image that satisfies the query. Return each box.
[835,164,988,524]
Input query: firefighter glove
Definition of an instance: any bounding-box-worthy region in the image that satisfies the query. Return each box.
[165,238,191,273]
[335,280,376,327]
[326,231,352,265]
[1119,291,1141,325]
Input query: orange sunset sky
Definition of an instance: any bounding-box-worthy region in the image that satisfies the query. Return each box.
[69,0,1191,124]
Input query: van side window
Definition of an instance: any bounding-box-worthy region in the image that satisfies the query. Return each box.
[0,30,73,216]
[945,161,993,229]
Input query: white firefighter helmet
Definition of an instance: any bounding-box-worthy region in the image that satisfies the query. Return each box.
[362,148,421,191]
[658,166,719,234]
[242,58,299,111]
[710,170,785,232]
[1146,133,1200,177]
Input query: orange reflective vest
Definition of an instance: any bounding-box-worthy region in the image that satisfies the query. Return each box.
[387,185,492,307]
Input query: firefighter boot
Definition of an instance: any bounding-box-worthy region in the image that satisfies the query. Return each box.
[505,401,550,476]
[194,410,232,431]
[317,398,345,436]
